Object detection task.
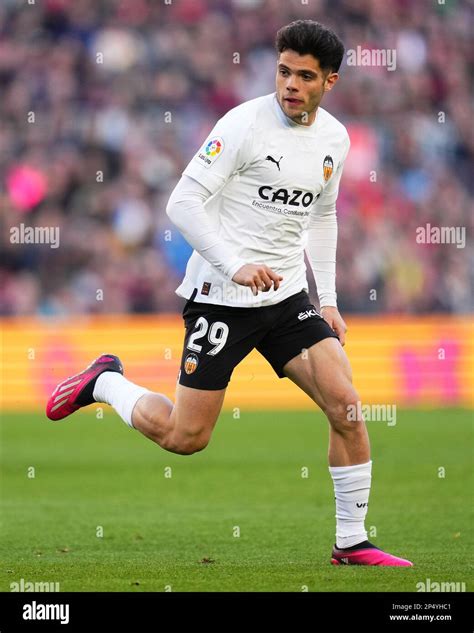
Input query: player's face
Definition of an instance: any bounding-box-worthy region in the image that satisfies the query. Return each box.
[276,50,339,126]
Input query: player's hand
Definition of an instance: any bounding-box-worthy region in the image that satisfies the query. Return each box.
[232,264,283,296]
[320,306,347,346]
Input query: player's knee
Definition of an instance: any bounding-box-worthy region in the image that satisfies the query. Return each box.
[325,391,362,431]
[166,430,210,455]
[179,436,209,455]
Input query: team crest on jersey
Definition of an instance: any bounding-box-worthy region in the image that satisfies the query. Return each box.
[323,155,334,182]
[184,353,199,375]
[196,137,225,168]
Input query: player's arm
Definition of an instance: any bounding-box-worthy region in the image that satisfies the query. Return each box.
[166,175,244,279]
[306,201,347,344]
[166,177,282,295]
[306,137,350,344]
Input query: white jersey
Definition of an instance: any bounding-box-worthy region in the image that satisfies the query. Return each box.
[176,92,350,307]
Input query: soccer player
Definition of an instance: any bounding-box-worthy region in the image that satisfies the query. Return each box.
[47,20,412,567]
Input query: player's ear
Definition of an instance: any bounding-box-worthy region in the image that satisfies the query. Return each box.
[324,72,339,92]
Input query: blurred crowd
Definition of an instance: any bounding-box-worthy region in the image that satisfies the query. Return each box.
[1,0,472,316]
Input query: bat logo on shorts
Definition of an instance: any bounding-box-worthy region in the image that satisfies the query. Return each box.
[184,353,199,374]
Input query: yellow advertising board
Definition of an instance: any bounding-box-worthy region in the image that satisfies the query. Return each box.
[1,315,472,411]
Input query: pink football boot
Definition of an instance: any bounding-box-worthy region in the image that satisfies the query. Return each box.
[46,354,123,421]
[331,541,413,567]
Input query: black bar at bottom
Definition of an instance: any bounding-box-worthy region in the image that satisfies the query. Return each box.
[0,591,471,633]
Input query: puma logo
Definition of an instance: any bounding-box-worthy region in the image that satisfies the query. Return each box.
[265,155,283,171]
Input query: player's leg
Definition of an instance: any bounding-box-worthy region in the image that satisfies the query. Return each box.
[257,292,412,566]
[45,353,225,455]
[130,384,226,455]
[46,299,262,455]
[283,338,412,566]
[87,366,226,455]
[282,337,368,467]
[92,369,226,455]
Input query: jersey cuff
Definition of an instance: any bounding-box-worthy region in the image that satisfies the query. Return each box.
[319,293,338,308]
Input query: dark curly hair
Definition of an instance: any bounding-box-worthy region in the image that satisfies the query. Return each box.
[275,20,345,73]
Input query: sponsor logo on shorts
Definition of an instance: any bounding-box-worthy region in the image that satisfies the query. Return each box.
[184,353,199,374]
[297,309,319,321]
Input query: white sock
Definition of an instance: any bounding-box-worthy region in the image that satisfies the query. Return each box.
[329,460,372,549]
[93,372,150,429]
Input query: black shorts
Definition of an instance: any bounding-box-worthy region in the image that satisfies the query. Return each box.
[178,290,339,390]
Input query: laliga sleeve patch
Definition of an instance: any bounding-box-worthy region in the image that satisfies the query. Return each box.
[195,137,225,169]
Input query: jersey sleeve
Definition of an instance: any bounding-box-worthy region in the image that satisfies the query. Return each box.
[317,133,350,206]
[183,109,255,195]
[166,175,246,279]
[307,131,350,308]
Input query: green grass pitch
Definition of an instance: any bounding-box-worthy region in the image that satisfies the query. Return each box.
[1,409,472,592]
